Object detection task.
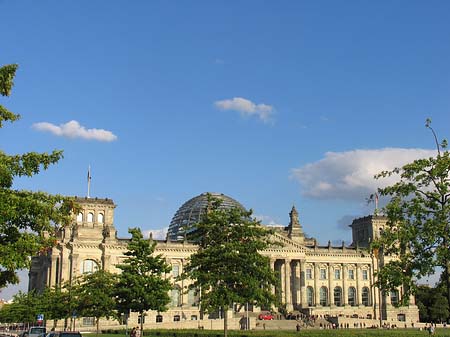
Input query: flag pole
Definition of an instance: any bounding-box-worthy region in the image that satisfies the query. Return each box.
[87,165,91,198]
[375,192,379,215]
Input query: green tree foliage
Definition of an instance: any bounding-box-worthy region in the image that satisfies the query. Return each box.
[115,228,172,334]
[416,285,449,323]
[182,194,279,337]
[39,283,78,330]
[373,119,450,308]
[72,270,117,336]
[0,63,73,288]
[0,291,41,323]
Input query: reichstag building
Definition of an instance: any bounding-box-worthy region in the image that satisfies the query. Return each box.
[29,192,419,329]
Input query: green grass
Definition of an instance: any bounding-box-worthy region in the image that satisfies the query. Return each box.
[100,328,450,337]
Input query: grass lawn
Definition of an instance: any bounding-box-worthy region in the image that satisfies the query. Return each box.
[100,328,450,337]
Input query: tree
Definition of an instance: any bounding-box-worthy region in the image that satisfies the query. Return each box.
[0,64,73,288]
[40,284,76,330]
[416,285,449,323]
[72,270,117,336]
[114,228,172,334]
[373,119,450,307]
[182,194,279,337]
[0,290,41,324]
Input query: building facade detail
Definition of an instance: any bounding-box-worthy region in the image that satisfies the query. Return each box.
[29,193,419,329]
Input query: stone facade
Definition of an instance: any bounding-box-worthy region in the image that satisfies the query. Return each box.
[29,194,419,330]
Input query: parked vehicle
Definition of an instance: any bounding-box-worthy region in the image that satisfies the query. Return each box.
[45,332,81,337]
[20,327,46,337]
[258,311,274,320]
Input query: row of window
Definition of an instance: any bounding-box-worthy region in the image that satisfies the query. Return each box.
[305,286,370,307]
[76,212,104,223]
[84,314,199,326]
[306,268,368,280]
[304,286,399,307]
[170,287,199,307]
[81,259,181,277]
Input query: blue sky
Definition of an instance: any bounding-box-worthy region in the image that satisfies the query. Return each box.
[1,1,450,299]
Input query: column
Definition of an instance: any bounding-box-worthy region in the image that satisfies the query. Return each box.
[328,263,333,306]
[181,259,185,306]
[49,254,58,287]
[356,263,360,306]
[314,263,320,306]
[295,260,301,308]
[270,258,277,297]
[280,260,286,303]
[299,260,306,308]
[342,264,347,306]
[285,259,292,310]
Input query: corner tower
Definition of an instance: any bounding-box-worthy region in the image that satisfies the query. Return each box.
[349,215,387,248]
[287,205,305,242]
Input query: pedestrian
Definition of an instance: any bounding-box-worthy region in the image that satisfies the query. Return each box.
[135,327,141,337]
[130,327,136,337]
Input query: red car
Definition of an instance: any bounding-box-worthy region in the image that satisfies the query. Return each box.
[258,312,274,320]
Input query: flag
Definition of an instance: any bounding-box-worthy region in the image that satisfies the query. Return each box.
[87,166,91,183]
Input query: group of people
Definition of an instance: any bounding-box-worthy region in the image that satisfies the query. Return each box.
[424,323,437,336]
[130,327,141,337]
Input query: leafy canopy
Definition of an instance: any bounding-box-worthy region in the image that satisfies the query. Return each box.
[373,119,450,306]
[72,270,117,335]
[0,64,73,288]
[182,195,279,329]
[114,228,172,319]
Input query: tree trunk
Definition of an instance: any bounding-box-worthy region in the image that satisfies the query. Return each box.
[140,312,144,337]
[223,306,228,337]
[96,317,100,337]
[446,261,450,311]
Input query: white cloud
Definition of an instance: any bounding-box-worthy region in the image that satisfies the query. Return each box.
[33,120,117,142]
[291,148,436,200]
[254,214,283,226]
[143,227,168,240]
[214,97,274,123]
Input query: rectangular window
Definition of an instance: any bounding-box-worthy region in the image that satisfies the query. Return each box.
[348,269,354,280]
[320,269,327,280]
[391,290,399,306]
[334,269,341,280]
[172,265,180,278]
[82,317,95,326]
[362,269,368,280]
[306,268,312,280]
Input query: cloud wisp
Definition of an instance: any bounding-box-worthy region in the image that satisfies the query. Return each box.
[143,228,168,240]
[214,97,274,123]
[253,214,283,226]
[291,148,435,201]
[33,120,117,142]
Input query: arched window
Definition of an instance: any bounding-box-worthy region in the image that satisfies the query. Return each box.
[97,213,104,223]
[187,288,198,306]
[171,287,181,307]
[348,287,357,306]
[334,287,342,306]
[87,212,94,222]
[362,287,370,306]
[306,286,314,306]
[76,212,83,222]
[82,259,99,274]
[390,290,399,306]
[319,286,328,306]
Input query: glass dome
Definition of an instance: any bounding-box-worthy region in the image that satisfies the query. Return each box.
[167,192,246,241]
